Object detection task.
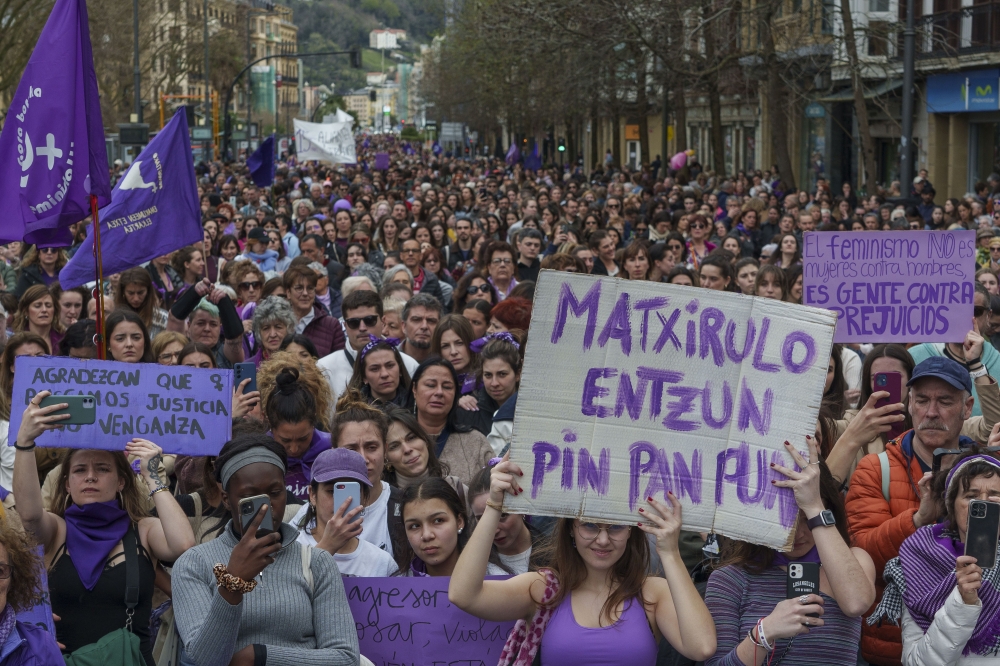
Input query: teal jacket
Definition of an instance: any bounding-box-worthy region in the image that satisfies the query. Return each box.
[907,342,1000,417]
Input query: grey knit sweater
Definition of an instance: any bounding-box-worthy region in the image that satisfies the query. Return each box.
[171,522,359,666]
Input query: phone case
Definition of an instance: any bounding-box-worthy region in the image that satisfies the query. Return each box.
[874,371,905,440]
[965,500,1000,569]
[786,562,821,599]
[334,482,362,523]
[239,494,273,533]
[39,395,96,425]
[234,363,257,394]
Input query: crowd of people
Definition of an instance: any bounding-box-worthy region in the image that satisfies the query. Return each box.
[0,134,997,666]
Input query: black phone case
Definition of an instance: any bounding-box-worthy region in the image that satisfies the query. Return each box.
[786,561,821,617]
[234,363,258,394]
[965,500,1000,569]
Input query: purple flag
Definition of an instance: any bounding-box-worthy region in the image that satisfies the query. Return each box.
[374,152,390,170]
[247,134,275,188]
[432,141,442,156]
[0,0,111,246]
[59,109,201,289]
[524,143,541,171]
[505,143,520,165]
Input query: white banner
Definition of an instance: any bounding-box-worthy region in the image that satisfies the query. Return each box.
[293,118,356,164]
[504,271,837,550]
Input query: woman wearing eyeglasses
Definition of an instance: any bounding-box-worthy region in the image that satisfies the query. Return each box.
[450,456,718,665]
[485,242,518,301]
[454,273,497,313]
[685,214,716,271]
[350,224,383,268]
[12,245,66,298]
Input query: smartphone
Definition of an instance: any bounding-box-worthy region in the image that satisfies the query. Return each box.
[234,362,257,395]
[787,561,821,617]
[39,395,96,425]
[333,481,363,523]
[874,371,905,440]
[238,494,274,535]
[965,500,1000,569]
[229,196,237,207]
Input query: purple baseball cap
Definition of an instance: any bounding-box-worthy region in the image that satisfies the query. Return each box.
[333,199,352,213]
[309,448,371,486]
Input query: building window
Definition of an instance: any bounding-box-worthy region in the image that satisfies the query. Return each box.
[868,20,892,55]
[869,0,890,10]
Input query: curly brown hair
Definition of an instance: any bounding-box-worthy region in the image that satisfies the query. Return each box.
[0,515,46,612]
[258,351,333,430]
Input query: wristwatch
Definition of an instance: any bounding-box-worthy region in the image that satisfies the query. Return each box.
[806,510,836,530]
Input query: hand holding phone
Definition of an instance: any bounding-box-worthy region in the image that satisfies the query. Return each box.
[239,494,274,535]
[964,499,1000,569]
[227,501,281,585]
[39,394,96,425]
[234,363,258,395]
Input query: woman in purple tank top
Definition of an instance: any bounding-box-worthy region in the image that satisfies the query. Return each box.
[449,455,717,665]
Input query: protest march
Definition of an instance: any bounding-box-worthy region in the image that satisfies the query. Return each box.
[1,1,1000,666]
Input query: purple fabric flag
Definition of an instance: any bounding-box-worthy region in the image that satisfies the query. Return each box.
[58,109,201,289]
[247,135,275,188]
[374,152,390,170]
[524,143,541,171]
[0,0,111,246]
[505,143,520,165]
[432,141,442,156]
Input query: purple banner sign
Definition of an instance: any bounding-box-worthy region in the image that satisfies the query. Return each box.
[16,546,55,635]
[346,576,515,666]
[9,356,233,455]
[802,230,977,343]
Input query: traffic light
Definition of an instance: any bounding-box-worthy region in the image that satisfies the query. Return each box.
[350,49,362,69]
[557,138,566,152]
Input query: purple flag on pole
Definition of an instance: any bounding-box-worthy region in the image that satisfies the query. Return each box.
[0,0,111,246]
[58,109,201,289]
[524,143,541,171]
[247,134,275,188]
[374,152,390,170]
[505,143,520,165]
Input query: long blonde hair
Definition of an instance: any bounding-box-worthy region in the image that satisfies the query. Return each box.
[51,449,149,524]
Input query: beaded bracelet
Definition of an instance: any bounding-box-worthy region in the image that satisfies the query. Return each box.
[148,486,170,499]
[485,498,504,513]
[213,563,258,594]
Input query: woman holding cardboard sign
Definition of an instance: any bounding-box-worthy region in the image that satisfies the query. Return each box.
[703,437,876,666]
[11,393,195,665]
[449,455,717,665]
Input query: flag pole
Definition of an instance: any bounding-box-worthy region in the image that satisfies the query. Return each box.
[90,194,106,360]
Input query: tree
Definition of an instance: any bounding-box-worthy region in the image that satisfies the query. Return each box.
[839,0,878,195]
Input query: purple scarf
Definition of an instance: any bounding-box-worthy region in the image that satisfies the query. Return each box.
[63,500,131,591]
[0,604,15,649]
[772,545,821,568]
[279,429,331,500]
[409,558,431,577]
[899,522,1000,656]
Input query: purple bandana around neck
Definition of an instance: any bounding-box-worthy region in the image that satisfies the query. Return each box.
[899,522,1000,656]
[0,604,15,649]
[63,500,130,591]
[772,545,821,568]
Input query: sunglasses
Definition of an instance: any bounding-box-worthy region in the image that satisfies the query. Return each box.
[39,247,59,254]
[239,281,262,291]
[345,315,379,329]
[352,236,370,244]
[692,223,709,229]
[466,284,492,295]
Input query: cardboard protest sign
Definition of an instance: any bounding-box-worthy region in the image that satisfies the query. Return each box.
[346,577,515,665]
[503,271,837,550]
[9,356,233,455]
[802,230,976,343]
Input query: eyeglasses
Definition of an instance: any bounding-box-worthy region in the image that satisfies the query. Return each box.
[606,204,620,209]
[39,248,59,254]
[401,247,420,254]
[291,284,315,294]
[158,351,180,363]
[466,284,492,295]
[0,564,11,580]
[692,222,709,229]
[239,281,262,291]
[491,258,512,266]
[353,236,370,244]
[345,315,379,329]
[576,522,631,541]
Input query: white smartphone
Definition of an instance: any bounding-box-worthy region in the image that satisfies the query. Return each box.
[333,481,362,523]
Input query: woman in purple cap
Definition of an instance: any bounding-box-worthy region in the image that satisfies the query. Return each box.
[293,447,398,577]
[869,449,1000,664]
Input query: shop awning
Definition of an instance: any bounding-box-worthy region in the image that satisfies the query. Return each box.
[818,79,903,102]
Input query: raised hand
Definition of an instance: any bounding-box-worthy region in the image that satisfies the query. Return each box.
[124,438,165,490]
[15,391,70,445]
[772,437,824,515]
[762,595,826,640]
[637,493,683,556]
[957,555,983,605]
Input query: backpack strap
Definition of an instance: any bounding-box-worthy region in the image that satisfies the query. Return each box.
[878,450,890,504]
[301,544,313,595]
[123,525,140,632]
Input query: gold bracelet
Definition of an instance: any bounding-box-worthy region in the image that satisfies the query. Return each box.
[485,498,504,513]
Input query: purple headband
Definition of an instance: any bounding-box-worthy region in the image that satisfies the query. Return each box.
[469,331,519,354]
[359,334,400,361]
[945,453,1000,491]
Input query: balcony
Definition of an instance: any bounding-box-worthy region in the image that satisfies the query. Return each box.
[914,3,1000,58]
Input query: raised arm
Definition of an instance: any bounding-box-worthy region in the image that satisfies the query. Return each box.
[11,392,69,550]
[126,438,195,561]
[825,391,903,486]
[774,438,876,617]
[640,495,716,661]
[448,455,544,622]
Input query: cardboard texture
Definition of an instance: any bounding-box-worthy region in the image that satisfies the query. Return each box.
[802,230,976,343]
[9,356,233,455]
[504,271,837,550]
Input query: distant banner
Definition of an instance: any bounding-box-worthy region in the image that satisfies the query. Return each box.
[504,271,837,550]
[346,577,514,665]
[9,356,233,455]
[802,230,977,342]
[294,119,356,164]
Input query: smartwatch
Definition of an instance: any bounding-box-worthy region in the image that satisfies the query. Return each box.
[806,510,836,530]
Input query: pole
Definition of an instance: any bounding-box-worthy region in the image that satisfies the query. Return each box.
[89,195,106,360]
[204,0,211,161]
[133,0,141,122]
[899,0,916,193]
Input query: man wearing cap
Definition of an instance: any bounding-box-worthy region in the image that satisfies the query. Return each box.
[289,448,397,577]
[846,356,982,665]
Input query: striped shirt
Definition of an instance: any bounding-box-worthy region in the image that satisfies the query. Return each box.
[705,564,861,666]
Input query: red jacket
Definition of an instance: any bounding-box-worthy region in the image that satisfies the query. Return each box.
[845,431,923,666]
[301,304,345,357]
